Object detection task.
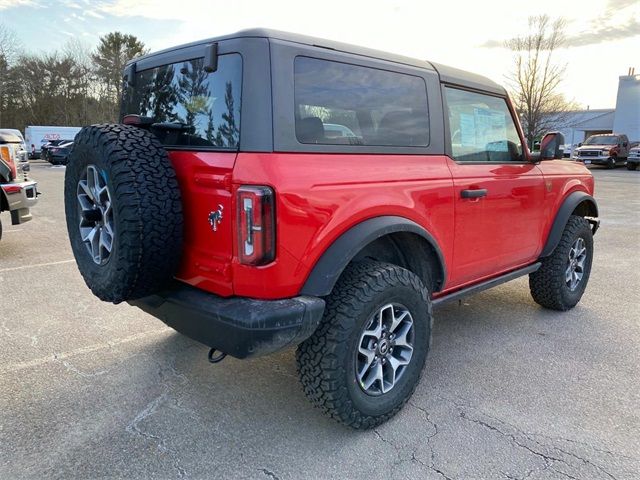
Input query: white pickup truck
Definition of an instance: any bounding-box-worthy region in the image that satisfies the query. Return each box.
[0,131,38,240]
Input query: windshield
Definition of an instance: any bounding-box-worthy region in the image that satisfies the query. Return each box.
[122,53,242,149]
[584,135,618,145]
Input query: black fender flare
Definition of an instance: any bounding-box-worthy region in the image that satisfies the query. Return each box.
[540,191,599,258]
[300,216,446,297]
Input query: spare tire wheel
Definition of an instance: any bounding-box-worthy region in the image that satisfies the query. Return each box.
[64,124,183,303]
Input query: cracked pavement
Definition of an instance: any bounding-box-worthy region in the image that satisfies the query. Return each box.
[1,163,639,479]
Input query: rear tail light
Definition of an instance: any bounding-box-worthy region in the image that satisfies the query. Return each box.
[0,146,17,180]
[1,184,21,194]
[237,186,275,265]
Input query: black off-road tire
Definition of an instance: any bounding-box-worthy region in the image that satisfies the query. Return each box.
[0,217,3,242]
[626,162,637,171]
[64,124,183,303]
[296,262,432,429]
[529,215,593,311]
[606,156,617,169]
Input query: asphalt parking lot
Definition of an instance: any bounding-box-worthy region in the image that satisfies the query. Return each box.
[1,162,639,479]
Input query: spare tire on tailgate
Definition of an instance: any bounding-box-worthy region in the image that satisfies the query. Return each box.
[64,124,183,304]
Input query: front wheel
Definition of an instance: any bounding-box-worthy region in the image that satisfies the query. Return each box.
[627,162,637,171]
[606,157,617,169]
[296,262,432,429]
[530,215,593,311]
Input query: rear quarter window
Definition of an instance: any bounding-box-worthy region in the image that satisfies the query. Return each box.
[122,53,242,149]
[294,57,429,147]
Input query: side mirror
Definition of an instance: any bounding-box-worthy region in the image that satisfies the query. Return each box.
[623,142,628,147]
[540,131,565,160]
[578,142,583,147]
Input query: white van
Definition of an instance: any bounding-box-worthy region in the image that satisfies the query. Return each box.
[24,126,82,158]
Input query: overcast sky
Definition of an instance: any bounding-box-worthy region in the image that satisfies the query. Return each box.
[1,0,638,109]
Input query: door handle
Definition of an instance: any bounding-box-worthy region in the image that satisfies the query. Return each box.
[461,188,487,199]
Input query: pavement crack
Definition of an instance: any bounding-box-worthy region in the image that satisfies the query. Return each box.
[429,465,454,480]
[258,468,281,480]
[124,363,190,478]
[460,411,568,466]
[459,410,621,480]
[408,401,438,439]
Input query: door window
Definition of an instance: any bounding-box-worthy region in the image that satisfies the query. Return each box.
[445,87,523,162]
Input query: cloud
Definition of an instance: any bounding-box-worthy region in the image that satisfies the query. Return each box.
[606,0,637,11]
[0,0,36,9]
[481,5,640,49]
[565,17,640,46]
[62,0,82,8]
[84,9,105,19]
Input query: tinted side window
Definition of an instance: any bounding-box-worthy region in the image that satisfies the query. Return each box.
[122,54,242,149]
[294,57,429,147]
[445,87,523,162]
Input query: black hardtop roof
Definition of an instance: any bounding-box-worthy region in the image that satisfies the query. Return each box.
[129,28,505,95]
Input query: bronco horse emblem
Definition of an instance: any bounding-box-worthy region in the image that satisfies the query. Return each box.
[208,204,224,232]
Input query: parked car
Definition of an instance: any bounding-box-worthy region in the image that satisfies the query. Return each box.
[572,133,630,168]
[64,29,599,429]
[41,139,73,162]
[0,131,38,240]
[627,145,640,170]
[48,141,73,165]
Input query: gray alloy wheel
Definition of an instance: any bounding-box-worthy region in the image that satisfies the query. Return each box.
[356,303,414,396]
[565,237,587,292]
[77,164,114,265]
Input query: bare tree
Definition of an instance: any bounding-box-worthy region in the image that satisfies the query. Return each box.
[0,24,22,127]
[0,23,21,64]
[505,15,577,149]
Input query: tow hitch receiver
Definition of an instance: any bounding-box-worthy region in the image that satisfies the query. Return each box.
[208,348,227,364]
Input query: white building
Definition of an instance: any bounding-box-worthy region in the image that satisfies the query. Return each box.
[557,71,640,153]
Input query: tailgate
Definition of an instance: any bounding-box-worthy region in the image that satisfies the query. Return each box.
[169,150,237,296]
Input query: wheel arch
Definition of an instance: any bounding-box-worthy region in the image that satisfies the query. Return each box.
[540,191,598,258]
[300,216,447,297]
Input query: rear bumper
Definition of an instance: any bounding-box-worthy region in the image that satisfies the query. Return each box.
[0,180,38,224]
[129,284,326,359]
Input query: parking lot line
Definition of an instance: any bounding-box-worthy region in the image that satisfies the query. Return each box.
[0,259,75,273]
[0,328,172,375]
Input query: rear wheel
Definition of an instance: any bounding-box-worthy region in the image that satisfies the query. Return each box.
[296,262,432,429]
[529,215,593,311]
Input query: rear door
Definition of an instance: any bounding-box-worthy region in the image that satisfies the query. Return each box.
[443,86,546,287]
[121,47,245,296]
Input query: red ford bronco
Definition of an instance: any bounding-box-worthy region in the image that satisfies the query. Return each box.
[65,29,599,429]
